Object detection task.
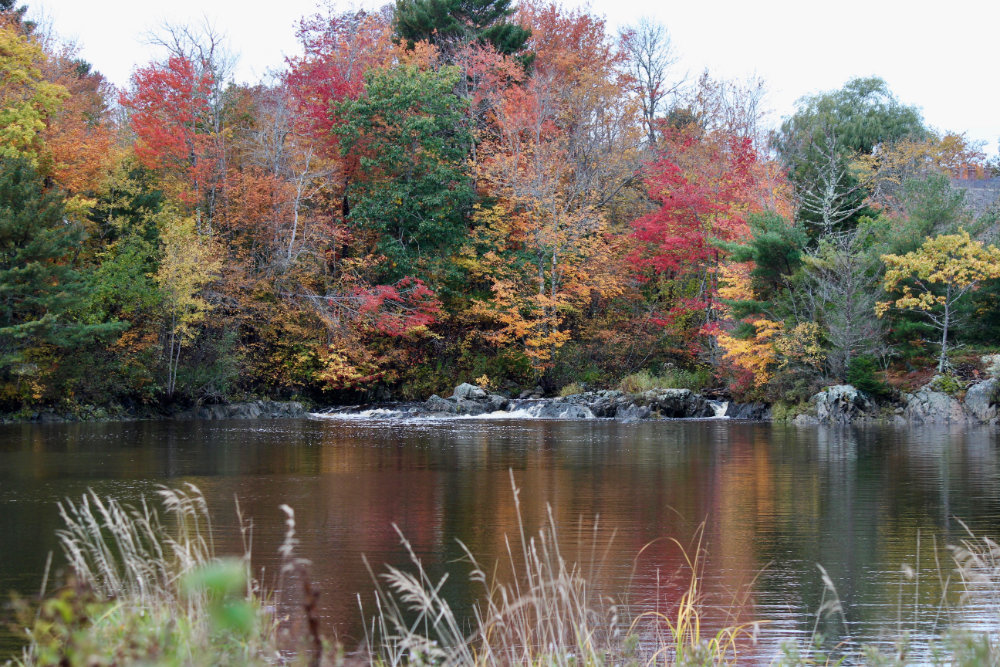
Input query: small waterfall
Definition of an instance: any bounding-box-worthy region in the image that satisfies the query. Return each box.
[709,400,730,418]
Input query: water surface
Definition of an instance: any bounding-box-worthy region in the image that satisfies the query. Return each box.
[1,417,998,661]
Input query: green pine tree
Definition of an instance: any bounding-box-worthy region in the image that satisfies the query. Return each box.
[394,0,531,58]
[0,158,120,404]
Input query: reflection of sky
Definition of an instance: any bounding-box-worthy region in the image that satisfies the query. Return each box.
[1,419,999,660]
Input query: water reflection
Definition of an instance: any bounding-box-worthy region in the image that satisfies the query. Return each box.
[1,419,998,659]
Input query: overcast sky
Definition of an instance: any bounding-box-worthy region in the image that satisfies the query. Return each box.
[31,0,1000,156]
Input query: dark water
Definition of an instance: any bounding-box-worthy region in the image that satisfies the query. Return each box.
[2,417,999,661]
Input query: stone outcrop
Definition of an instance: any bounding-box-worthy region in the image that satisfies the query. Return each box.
[963,379,998,423]
[903,386,968,424]
[178,400,308,420]
[724,402,771,421]
[813,385,876,424]
[320,384,741,422]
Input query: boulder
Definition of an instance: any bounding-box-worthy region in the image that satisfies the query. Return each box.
[645,388,714,418]
[964,379,998,423]
[983,354,1000,379]
[192,401,307,420]
[615,403,651,423]
[725,402,771,420]
[792,414,820,426]
[535,402,595,420]
[903,387,967,424]
[452,383,488,401]
[814,385,873,424]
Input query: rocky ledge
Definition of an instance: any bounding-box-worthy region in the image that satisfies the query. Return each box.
[792,377,999,426]
[173,400,308,420]
[321,382,767,422]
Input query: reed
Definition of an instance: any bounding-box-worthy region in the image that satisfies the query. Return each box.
[16,484,279,667]
[363,471,758,665]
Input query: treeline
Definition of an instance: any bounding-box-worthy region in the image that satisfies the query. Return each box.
[1,0,998,412]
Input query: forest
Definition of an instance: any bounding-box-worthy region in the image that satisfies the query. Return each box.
[2,0,999,415]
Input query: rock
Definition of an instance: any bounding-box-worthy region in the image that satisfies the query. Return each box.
[190,400,307,420]
[535,403,595,419]
[903,386,967,424]
[793,414,820,426]
[615,403,651,423]
[983,354,1000,379]
[725,402,771,420]
[425,395,458,414]
[452,383,488,401]
[518,390,533,399]
[645,388,714,418]
[813,385,873,424]
[964,379,998,423]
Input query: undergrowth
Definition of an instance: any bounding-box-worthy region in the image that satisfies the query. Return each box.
[14,481,1000,665]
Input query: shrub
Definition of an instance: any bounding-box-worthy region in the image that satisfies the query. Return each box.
[846,354,892,398]
[619,367,712,393]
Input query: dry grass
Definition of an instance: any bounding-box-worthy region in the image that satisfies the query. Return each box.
[17,484,279,667]
[362,471,760,665]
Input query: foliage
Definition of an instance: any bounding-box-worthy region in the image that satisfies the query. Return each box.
[846,354,892,398]
[878,230,1000,372]
[0,23,67,164]
[393,0,531,58]
[17,485,278,667]
[618,367,712,393]
[335,63,476,284]
[154,210,222,397]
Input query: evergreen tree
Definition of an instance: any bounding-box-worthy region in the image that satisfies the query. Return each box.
[334,65,477,285]
[393,0,530,58]
[0,159,119,385]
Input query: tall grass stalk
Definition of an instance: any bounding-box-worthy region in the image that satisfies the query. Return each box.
[18,484,278,667]
[364,471,759,665]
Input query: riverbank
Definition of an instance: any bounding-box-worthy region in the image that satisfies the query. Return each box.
[3,399,310,424]
[315,375,999,428]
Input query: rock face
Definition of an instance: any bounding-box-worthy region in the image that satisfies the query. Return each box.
[614,403,651,423]
[184,400,307,420]
[963,379,998,423]
[903,387,968,424]
[424,387,511,416]
[402,384,742,422]
[813,385,875,424]
[725,402,771,420]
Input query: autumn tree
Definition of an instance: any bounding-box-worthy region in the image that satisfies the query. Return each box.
[878,230,1000,372]
[471,1,640,369]
[153,210,222,397]
[120,55,218,220]
[619,18,681,146]
[0,22,67,164]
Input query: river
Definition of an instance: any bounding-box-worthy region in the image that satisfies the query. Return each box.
[2,416,999,662]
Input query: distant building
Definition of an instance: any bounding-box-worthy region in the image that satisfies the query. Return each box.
[951,165,1000,219]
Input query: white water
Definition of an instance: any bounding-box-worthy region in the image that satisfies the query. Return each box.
[709,400,730,418]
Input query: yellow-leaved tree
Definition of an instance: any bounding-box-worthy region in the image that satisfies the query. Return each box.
[0,23,68,163]
[877,230,1000,372]
[155,211,222,397]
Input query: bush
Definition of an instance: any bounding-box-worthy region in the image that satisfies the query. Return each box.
[619,367,712,393]
[846,355,892,398]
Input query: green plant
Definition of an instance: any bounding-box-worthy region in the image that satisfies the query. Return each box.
[847,354,892,398]
[557,382,583,397]
[16,485,280,667]
[619,367,712,394]
[930,373,963,395]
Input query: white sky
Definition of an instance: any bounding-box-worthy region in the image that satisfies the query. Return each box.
[31,0,1000,156]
